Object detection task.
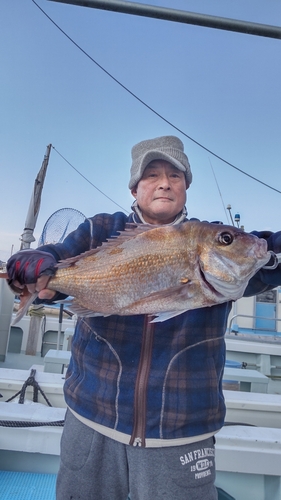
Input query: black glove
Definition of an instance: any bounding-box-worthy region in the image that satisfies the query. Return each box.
[6,249,57,290]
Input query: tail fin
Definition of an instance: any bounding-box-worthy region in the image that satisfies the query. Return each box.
[0,274,38,325]
[12,288,38,325]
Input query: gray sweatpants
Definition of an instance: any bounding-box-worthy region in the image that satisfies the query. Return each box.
[56,410,218,500]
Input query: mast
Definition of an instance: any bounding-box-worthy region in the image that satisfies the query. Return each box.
[48,0,281,40]
[20,144,52,250]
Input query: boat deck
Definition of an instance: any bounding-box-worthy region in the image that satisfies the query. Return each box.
[0,471,56,500]
[0,471,233,500]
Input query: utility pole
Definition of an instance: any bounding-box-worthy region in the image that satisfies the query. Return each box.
[20,144,52,250]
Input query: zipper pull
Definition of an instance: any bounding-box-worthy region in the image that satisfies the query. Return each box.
[133,437,142,447]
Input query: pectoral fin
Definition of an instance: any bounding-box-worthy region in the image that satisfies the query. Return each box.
[118,282,195,319]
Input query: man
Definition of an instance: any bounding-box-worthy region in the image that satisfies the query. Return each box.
[6,136,281,500]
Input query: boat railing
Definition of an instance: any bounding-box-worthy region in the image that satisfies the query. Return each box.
[228,313,281,334]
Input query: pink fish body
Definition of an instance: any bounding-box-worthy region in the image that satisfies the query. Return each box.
[33,221,270,322]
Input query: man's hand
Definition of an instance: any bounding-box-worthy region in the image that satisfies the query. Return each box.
[38,287,57,300]
[6,249,57,297]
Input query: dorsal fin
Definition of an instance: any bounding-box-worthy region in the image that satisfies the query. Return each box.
[56,223,156,269]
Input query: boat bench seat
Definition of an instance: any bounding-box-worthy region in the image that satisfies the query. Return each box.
[44,349,71,374]
[223,367,269,393]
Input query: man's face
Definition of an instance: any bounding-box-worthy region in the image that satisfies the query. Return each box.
[131,160,188,225]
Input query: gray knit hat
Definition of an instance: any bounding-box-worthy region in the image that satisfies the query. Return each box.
[129,135,192,189]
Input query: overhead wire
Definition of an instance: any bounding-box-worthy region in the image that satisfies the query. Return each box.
[52,146,130,213]
[31,0,281,195]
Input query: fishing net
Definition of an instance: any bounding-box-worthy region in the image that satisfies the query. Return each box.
[38,208,86,246]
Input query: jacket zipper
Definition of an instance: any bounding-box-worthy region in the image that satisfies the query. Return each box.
[129,316,155,447]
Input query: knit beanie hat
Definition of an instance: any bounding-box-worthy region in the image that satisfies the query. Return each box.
[129,135,192,189]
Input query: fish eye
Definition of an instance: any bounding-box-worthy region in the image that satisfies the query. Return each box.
[218,232,233,245]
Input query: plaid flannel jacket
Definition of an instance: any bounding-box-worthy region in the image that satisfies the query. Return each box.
[40,212,281,443]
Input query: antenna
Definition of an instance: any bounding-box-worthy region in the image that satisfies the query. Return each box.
[226,205,235,226]
[209,159,230,224]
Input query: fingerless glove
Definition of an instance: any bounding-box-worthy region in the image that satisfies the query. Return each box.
[6,249,57,286]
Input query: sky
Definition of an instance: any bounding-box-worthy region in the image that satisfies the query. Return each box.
[1,0,281,262]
